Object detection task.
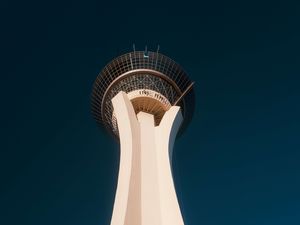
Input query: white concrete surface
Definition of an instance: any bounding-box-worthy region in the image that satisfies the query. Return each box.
[110,91,184,225]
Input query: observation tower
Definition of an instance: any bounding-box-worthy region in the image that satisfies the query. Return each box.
[91,49,195,225]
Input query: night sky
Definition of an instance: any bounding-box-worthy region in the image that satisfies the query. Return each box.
[1,1,300,225]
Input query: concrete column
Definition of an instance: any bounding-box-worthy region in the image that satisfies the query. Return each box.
[110,91,184,225]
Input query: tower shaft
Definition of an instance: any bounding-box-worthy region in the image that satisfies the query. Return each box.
[110,91,184,225]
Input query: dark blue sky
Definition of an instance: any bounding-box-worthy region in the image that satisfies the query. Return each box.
[1,1,300,225]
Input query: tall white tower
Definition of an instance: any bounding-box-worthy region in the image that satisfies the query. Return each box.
[91,50,195,225]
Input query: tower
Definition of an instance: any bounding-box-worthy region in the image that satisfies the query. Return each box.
[91,50,195,225]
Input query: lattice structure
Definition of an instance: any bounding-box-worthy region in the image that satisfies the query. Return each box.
[91,51,195,138]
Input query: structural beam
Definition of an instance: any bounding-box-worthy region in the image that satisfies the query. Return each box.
[110,91,184,225]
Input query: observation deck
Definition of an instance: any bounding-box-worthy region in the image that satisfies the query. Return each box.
[91,51,195,138]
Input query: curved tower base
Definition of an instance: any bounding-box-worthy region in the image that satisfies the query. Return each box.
[110,91,184,225]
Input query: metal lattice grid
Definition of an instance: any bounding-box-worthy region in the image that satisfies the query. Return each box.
[91,51,195,138]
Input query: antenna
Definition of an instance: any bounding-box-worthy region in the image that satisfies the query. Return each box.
[144,45,149,58]
[129,53,133,70]
[133,43,136,52]
[156,44,160,53]
[155,44,160,69]
[173,82,195,106]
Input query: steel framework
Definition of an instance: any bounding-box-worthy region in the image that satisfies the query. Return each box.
[91,51,195,137]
